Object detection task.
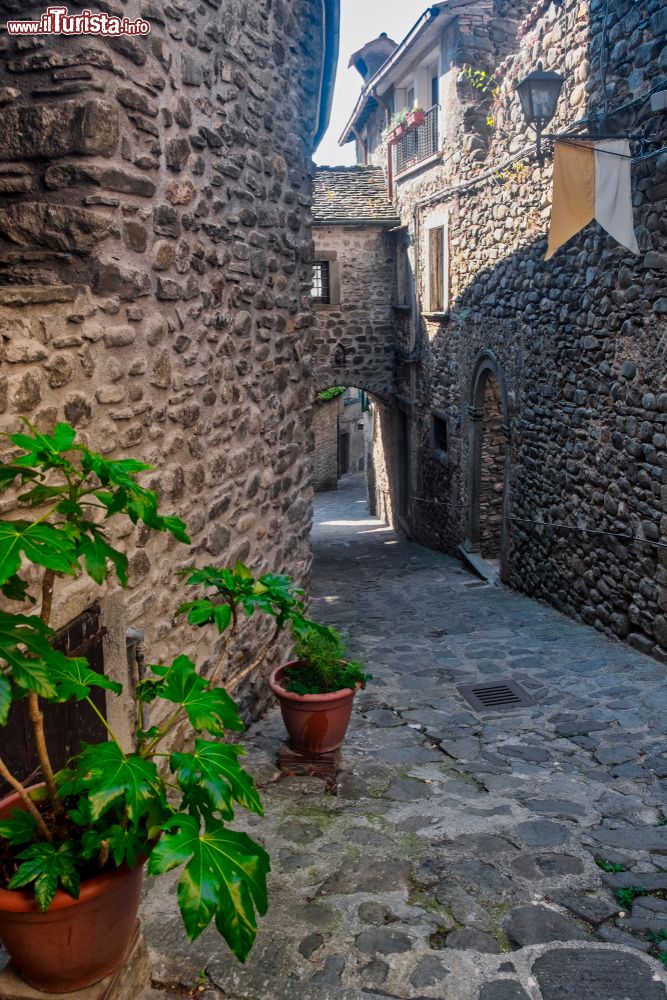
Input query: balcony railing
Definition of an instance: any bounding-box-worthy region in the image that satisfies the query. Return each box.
[394,104,439,175]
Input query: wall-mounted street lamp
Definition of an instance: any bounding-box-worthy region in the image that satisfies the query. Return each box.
[516,62,565,165]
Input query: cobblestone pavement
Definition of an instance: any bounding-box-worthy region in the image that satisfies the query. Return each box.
[142,474,667,1000]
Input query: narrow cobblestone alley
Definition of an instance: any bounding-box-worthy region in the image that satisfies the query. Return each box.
[142,475,667,1000]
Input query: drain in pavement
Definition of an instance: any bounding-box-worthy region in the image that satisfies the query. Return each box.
[458,679,535,712]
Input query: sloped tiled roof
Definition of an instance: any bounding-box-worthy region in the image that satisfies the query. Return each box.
[313,166,400,226]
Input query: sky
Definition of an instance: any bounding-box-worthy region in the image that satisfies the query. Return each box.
[314,0,423,167]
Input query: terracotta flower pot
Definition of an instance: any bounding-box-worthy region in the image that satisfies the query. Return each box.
[0,788,144,994]
[407,110,425,127]
[269,660,359,754]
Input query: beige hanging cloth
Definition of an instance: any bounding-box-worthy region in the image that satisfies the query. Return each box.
[545,138,639,260]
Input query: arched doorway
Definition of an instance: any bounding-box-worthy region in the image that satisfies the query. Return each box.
[462,351,510,582]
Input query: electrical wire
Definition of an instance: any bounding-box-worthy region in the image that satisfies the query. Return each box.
[407,495,667,551]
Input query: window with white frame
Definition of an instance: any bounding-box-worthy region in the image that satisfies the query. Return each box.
[425,210,448,314]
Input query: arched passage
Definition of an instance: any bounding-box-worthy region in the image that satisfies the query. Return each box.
[311,385,374,493]
[310,382,402,532]
[463,351,511,581]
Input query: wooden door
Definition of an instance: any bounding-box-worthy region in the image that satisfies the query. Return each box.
[0,604,108,792]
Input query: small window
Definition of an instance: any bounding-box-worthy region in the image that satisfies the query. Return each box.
[431,74,439,108]
[428,227,445,313]
[311,261,331,304]
[432,412,448,454]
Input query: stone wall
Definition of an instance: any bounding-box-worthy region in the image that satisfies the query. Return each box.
[0,0,325,720]
[311,224,397,401]
[311,393,342,491]
[479,376,505,561]
[362,0,667,655]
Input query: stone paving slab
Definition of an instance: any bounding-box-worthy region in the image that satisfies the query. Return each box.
[141,475,667,999]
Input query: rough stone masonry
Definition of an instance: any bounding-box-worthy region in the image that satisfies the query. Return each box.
[0,0,327,722]
[356,0,667,658]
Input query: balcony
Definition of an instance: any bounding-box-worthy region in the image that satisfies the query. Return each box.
[394,104,439,176]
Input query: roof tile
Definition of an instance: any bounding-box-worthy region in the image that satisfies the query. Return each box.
[313,166,399,225]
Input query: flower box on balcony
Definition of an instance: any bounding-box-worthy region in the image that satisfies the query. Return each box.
[387,121,407,143]
[406,108,425,128]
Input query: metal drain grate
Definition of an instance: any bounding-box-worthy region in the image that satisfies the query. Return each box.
[458,679,535,712]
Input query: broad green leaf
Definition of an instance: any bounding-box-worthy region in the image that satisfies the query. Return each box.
[9,841,80,912]
[171,740,263,820]
[0,808,38,845]
[146,656,243,734]
[213,603,232,633]
[0,611,58,698]
[178,599,215,627]
[76,530,129,587]
[81,824,145,869]
[147,814,270,959]
[0,465,39,490]
[234,562,252,580]
[61,742,161,824]
[0,675,12,725]
[0,520,79,585]
[176,600,232,633]
[52,423,77,453]
[159,515,190,544]
[81,452,153,488]
[0,574,33,604]
[17,483,67,507]
[82,452,190,544]
[49,657,122,701]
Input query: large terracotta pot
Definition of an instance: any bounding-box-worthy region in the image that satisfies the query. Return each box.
[0,788,144,994]
[269,660,359,754]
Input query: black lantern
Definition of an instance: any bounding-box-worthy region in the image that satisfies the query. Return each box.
[516,62,565,164]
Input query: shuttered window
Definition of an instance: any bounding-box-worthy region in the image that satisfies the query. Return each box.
[429,226,445,312]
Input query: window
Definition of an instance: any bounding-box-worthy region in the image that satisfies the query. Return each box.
[426,211,448,314]
[431,73,439,109]
[432,412,448,454]
[311,261,331,304]
[429,227,444,312]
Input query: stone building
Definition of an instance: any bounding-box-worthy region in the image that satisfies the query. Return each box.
[0,0,339,727]
[336,0,667,655]
[310,165,407,521]
[311,386,371,492]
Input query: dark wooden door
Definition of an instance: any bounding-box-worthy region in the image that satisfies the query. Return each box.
[338,431,350,477]
[0,604,108,792]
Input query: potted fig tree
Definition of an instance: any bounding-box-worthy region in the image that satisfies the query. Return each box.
[268,625,371,754]
[0,422,272,993]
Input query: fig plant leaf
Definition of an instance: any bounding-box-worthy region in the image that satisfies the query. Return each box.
[0,421,287,963]
[0,808,38,846]
[9,842,81,913]
[0,521,79,585]
[140,655,244,735]
[48,657,122,702]
[60,742,162,824]
[0,573,33,604]
[0,675,11,725]
[171,740,263,821]
[147,814,270,957]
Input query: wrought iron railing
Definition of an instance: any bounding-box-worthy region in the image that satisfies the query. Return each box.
[394,105,440,175]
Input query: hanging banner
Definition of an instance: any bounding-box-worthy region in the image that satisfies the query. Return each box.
[545,138,639,259]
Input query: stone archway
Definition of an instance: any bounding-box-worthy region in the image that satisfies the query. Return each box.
[462,351,511,582]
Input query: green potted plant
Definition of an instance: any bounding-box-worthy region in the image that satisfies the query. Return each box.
[0,422,272,994]
[384,107,409,143]
[268,625,371,754]
[407,105,426,128]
